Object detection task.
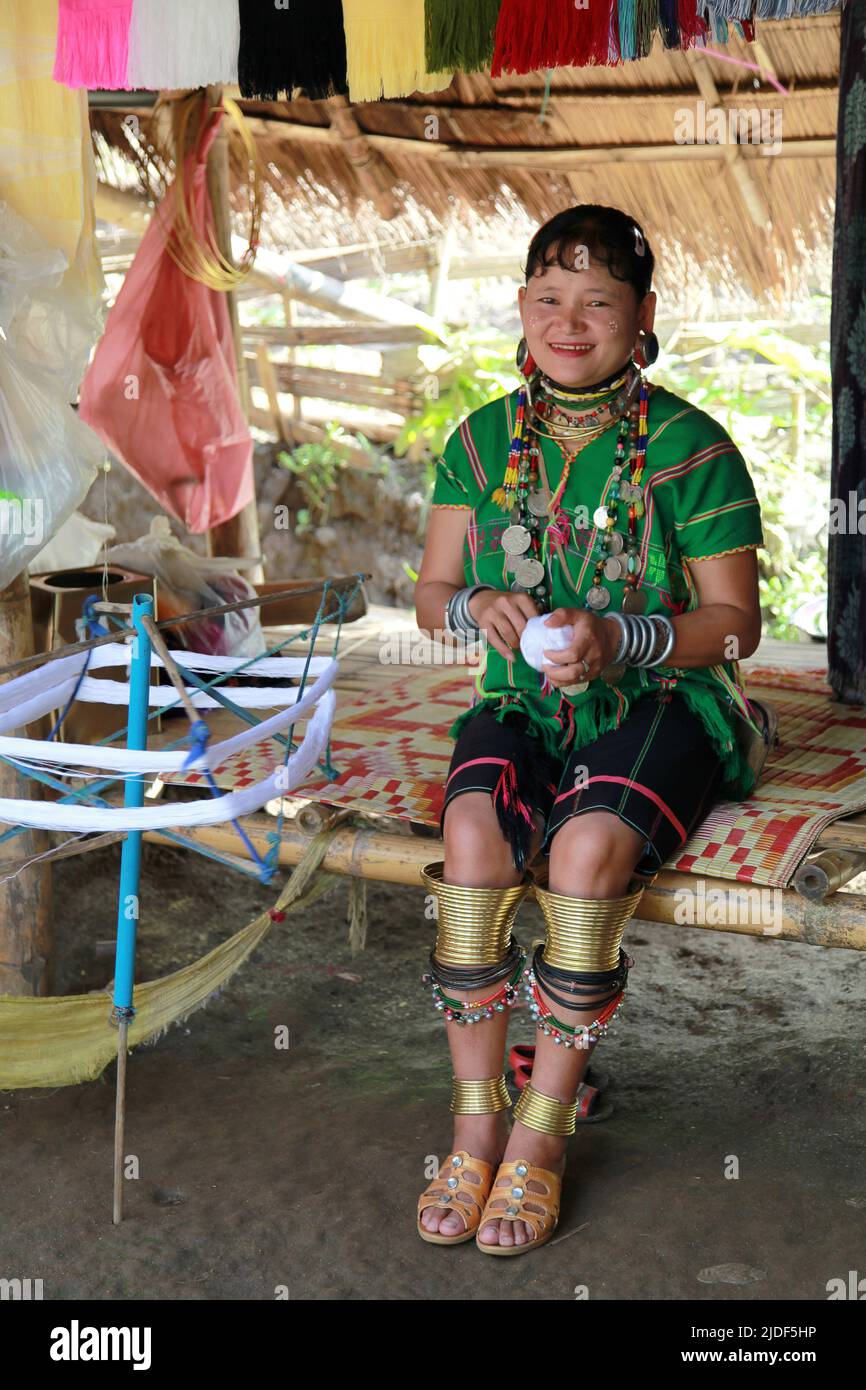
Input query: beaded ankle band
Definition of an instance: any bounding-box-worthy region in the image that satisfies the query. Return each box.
[451,1075,511,1114]
[530,943,631,1012]
[513,1082,578,1136]
[523,966,627,1048]
[425,950,526,1025]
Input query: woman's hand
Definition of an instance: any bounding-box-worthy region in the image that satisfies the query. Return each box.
[539,607,621,687]
[469,589,543,661]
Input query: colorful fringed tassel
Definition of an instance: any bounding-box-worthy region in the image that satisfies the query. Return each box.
[658,0,681,47]
[53,0,133,90]
[127,0,239,89]
[636,0,660,58]
[714,0,841,14]
[617,0,638,59]
[677,0,708,46]
[238,0,347,101]
[491,0,616,77]
[491,758,536,874]
[491,720,566,873]
[343,0,451,102]
[425,0,500,73]
[492,385,527,510]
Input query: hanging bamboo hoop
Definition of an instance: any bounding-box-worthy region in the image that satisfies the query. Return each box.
[152,89,264,291]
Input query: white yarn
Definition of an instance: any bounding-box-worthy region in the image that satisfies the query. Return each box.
[0,677,83,735]
[74,674,316,710]
[126,0,239,88]
[0,643,332,733]
[0,690,335,834]
[0,642,328,707]
[519,614,574,672]
[0,659,338,773]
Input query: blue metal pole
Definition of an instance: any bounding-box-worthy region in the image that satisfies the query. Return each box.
[111,593,153,1225]
[111,593,153,1019]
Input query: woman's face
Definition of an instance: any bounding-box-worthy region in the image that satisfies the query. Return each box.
[518,251,655,389]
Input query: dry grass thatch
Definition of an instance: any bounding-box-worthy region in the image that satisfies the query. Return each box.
[90,17,839,307]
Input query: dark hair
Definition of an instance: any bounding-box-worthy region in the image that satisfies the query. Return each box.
[523,205,654,301]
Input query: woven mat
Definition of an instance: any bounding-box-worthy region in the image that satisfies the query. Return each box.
[162,662,866,888]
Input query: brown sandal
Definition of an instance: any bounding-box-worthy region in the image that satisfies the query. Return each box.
[417,1150,497,1245]
[475,1157,562,1256]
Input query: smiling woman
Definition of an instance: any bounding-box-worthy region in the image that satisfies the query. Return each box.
[412,204,765,1259]
[517,205,656,391]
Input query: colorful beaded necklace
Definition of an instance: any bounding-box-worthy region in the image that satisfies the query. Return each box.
[492,364,651,639]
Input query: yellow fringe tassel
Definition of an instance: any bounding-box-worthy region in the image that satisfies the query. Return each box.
[0,818,354,1090]
[342,0,452,102]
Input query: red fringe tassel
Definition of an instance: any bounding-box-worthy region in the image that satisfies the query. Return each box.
[491,0,615,77]
[677,0,708,46]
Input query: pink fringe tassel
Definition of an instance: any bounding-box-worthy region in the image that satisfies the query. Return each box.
[53,0,134,90]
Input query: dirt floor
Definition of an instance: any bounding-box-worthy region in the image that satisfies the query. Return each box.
[2,837,865,1302]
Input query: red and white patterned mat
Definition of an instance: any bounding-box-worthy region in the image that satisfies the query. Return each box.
[163,662,866,888]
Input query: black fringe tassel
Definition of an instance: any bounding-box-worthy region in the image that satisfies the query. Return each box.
[490,716,555,875]
[238,0,348,101]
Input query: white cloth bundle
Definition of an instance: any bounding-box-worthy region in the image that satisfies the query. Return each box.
[126,0,239,88]
[519,614,574,672]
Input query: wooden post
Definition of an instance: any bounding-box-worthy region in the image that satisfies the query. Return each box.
[0,570,53,995]
[282,291,302,429]
[427,215,456,319]
[202,84,263,580]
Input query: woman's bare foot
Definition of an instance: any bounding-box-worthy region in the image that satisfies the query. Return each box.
[419,1110,510,1237]
[476,1123,567,1249]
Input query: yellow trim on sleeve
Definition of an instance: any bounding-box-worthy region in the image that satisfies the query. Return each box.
[682,543,762,562]
[431,502,473,510]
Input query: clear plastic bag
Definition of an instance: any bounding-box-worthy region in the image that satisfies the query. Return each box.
[106,516,265,658]
[0,202,104,591]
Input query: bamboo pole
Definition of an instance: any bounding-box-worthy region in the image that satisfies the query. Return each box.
[141,819,866,952]
[281,291,302,429]
[255,343,290,445]
[0,570,53,995]
[226,117,838,165]
[325,95,400,220]
[792,848,866,903]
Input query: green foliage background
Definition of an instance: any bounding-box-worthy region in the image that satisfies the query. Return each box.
[394,320,831,641]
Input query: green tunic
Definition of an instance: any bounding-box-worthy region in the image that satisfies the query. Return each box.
[430,382,765,799]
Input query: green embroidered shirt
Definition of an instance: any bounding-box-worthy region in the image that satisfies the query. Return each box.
[430,383,765,799]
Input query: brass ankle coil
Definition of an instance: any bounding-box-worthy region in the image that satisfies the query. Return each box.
[513,1082,577,1136]
[421,861,532,967]
[451,1075,511,1114]
[534,879,645,972]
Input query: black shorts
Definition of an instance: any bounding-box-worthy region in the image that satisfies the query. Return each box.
[439,692,724,876]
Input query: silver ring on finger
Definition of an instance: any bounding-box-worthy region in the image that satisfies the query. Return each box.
[580,658,590,677]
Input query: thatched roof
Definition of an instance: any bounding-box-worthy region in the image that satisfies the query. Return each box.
[90,16,838,307]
